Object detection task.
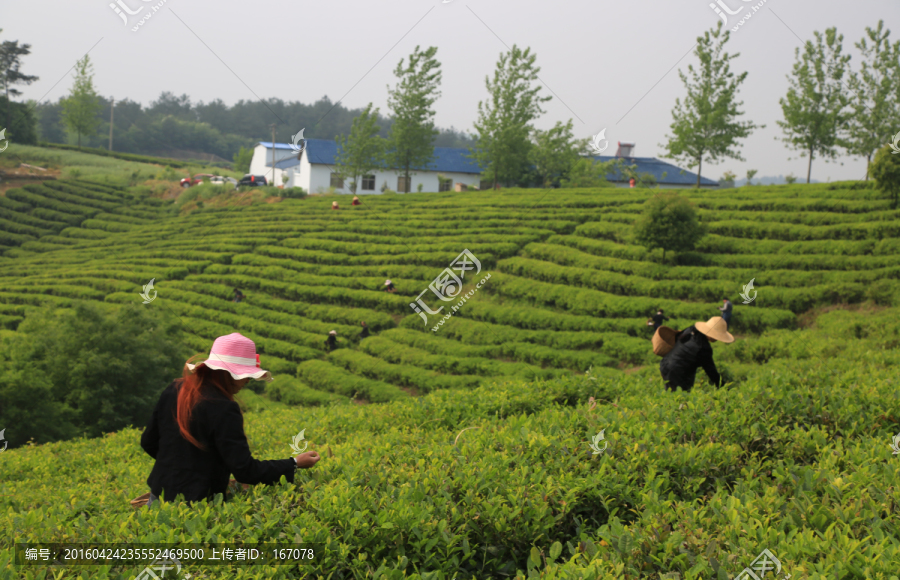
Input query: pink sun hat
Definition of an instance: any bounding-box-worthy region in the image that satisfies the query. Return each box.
[186,333,273,382]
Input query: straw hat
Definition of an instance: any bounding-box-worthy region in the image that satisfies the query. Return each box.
[353,196,359,201]
[186,333,272,382]
[695,316,734,343]
[384,280,392,285]
[329,330,337,336]
[332,201,339,208]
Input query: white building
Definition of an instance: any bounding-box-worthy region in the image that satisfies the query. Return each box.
[247,139,719,193]
[249,139,487,194]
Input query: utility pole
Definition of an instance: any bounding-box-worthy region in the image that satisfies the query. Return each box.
[108,97,114,151]
[270,123,277,186]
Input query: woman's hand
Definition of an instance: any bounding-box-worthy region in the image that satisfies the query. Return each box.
[294,451,321,469]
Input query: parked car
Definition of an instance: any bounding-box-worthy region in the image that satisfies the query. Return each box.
[209,175,238,186]
[237,174,268,187]
[179,173,215,188]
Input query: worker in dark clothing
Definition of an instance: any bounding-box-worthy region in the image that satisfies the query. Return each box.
[352,196,361,206]
[383,280,396,293]
[139,333,320,505]
[648,309,668,331]
[718,298,733,326]
[324,330,338,351]
[233,289,244,303]
[659,316,734,392]
[359,321,369,340]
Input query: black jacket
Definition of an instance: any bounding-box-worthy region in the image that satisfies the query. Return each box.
[140,381,296,503]
[360,326,370,339]
[658,326,721,391]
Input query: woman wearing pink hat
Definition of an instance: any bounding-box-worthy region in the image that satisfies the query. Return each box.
[140,333,320,505]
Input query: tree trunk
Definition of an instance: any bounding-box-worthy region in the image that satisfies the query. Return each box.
[806,147,813,184]
[865,154,871,181]
[696,156,702,189]
[77,132,82,148]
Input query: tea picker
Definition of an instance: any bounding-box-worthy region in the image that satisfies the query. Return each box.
[653,316,734,392]
[135,333,321,506]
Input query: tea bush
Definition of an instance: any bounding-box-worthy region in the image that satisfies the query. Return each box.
[2,317,899,578]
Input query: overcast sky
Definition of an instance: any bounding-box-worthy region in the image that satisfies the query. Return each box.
[4,0,899,182]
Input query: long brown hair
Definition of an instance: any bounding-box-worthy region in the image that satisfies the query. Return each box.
[175,355,242,450]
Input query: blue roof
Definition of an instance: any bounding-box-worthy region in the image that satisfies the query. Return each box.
[259,139,483,174]
[257,141,718,185]
[265,157,301,169]
[591,155,718,186]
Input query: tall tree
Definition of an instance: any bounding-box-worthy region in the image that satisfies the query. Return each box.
[844,20,900,180]
[471,45,551,189]
[662,23,759,188]
[335,103,385,194]
[0,29,39,133]
[385,46,441,193]
[60,55,102,147]
[777,27,851,184]
[529,120,580,187]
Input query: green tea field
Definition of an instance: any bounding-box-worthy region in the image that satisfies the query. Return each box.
[1,175,899,579]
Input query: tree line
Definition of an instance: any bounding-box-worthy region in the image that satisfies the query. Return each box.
[664,20,900,186]
[1,20,898,188]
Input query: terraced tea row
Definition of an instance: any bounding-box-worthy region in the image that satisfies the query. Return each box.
[0,181,897,403]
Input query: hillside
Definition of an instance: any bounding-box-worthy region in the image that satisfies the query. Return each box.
[0,177,896,398]
[1,170,899,578]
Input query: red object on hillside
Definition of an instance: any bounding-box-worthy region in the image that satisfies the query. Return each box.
[179,174,215,188]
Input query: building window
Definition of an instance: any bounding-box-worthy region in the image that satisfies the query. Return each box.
[397,176,411,193]
[330,173,344,188]
[438,176,452,192]
[361,175,375,191]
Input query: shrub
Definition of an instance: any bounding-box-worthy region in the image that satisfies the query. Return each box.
[0,301,188,447]
[866,279,897,306]
[632,192,706,260]
[871,143,900,209]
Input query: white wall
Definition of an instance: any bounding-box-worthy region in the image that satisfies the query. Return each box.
[300,165,482,194]
[248,144,299,185]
